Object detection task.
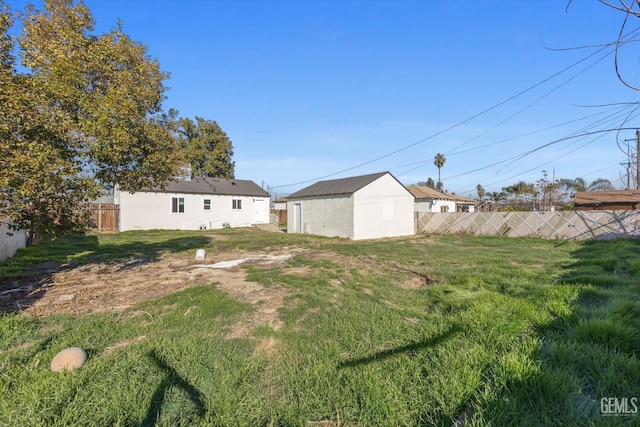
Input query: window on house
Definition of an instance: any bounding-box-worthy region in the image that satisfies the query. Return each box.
[232,199,242,210]
[172,197,185,213]
[203,199,211,211]
[440,205,449,213]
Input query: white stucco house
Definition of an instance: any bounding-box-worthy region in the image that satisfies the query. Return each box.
[286,172,415,240]
[114,177,270,231]
[407,185,476,213]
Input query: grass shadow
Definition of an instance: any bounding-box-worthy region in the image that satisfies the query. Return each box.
[337,324,461,369]
[142,349,207,426]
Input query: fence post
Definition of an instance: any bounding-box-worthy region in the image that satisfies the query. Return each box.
[97,203,102,231]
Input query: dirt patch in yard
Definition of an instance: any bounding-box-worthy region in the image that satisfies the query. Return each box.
[0,251,300,328]
[0,245,435,339]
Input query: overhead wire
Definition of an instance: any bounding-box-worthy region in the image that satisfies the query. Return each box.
[444,38,618,157]
[437,127,637,184]
[271,35,620,189]
[393,102,637,179]
[458,132,611,195]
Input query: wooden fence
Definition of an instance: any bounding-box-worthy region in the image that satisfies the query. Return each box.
[416,210,640,240]
[270,209,287,226]
[89,203,120,233]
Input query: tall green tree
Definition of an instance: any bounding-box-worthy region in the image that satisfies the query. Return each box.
[476,184,485,200]
[416,177,435,188]
[1,0,180,242]
[2,1,94,242]
[178,116,235,179]
[433,153,446,188]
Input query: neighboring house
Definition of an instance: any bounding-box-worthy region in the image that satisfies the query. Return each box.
[407,185,476,213]
[286,171,415,240]
[574,190,640,211]
[115,177,270,231]
[273,198,287,211]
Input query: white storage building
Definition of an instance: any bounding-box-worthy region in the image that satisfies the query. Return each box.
[286,172,415,240]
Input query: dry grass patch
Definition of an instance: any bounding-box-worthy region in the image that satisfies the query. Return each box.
[102,335,147,357]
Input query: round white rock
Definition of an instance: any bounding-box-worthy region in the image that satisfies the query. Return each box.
[195,249,206,260]
[50,347,87,372]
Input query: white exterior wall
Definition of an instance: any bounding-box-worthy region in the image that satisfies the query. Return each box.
[118,191,269,231]
[415,199,456,213]
[415,199,475,213]
[0,221,27,261]
[353,174,414,240]
[414,200,433,212]
[287,196,353,238]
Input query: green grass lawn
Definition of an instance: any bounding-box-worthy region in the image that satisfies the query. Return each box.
[1,229,639,426]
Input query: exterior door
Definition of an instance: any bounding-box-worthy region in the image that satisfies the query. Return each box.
[294,203,302,233]
[254,199,268,223]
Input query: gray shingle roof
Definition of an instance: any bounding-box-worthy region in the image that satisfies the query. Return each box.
[287,172,392,199]
[144,177,269,197]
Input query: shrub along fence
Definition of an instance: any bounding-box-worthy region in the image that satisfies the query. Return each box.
[416,210,640,240]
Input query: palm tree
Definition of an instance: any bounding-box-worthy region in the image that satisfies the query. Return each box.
[571,177,587,192]
[561,177,587,196]
[433,153,446,188]
[476,184,485,200]
[588,178,615,191]
[502,181,535,209]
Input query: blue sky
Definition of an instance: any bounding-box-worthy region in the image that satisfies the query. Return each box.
[8,0,640,197]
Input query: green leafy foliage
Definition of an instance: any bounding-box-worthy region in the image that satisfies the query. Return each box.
[1,0,181,239]
[178,116,235,179]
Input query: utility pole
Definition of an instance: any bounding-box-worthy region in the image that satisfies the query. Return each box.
[623,134,638,189]
[622,160,631,189]
[636,129,640,189]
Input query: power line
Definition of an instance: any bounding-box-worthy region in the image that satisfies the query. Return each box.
[392,103,637,178]
[457,132,611,195]
[444,42,617,157]
[454,114,640,193]
[271,38,618,190]
[434,127,636,186]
